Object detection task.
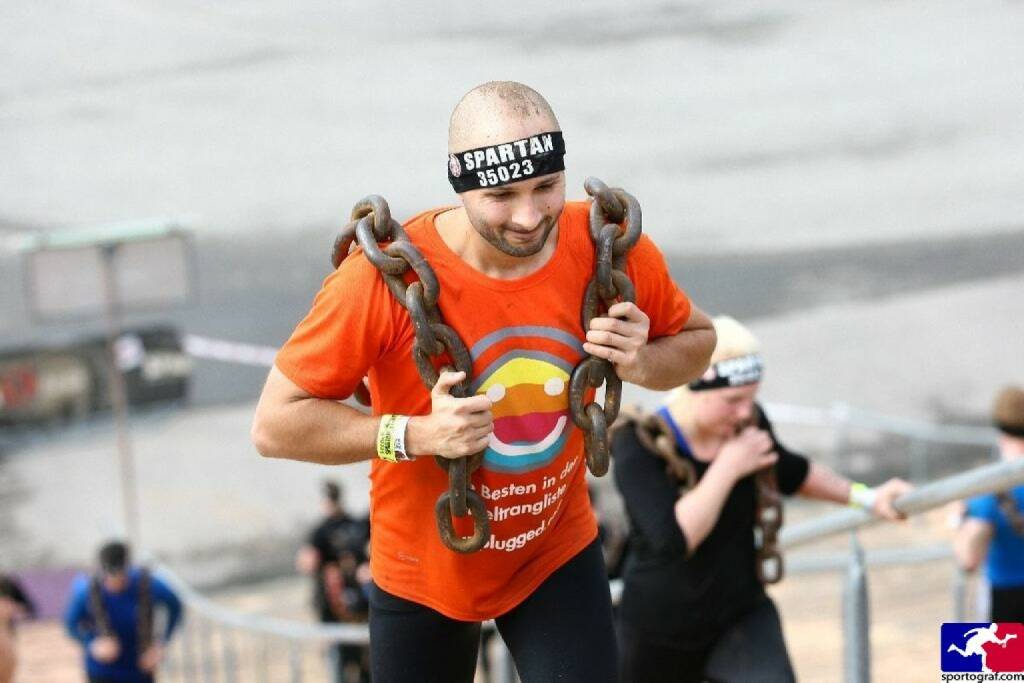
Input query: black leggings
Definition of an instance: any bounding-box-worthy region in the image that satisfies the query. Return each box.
[619,596,795,683]
[992,585,1024,622]
[368,538,617,683]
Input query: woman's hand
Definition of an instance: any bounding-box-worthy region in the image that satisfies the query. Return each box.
[714,426,777,482]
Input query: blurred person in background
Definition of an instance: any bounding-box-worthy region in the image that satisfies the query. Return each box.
[0,573,36,683]
[955,385,1024,621]
[296,480,371,683]
[65,541,182,683]
[612,315,912,683]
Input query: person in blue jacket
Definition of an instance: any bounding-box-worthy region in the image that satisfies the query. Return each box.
[65,541,183,683]
[956,385,1024,621]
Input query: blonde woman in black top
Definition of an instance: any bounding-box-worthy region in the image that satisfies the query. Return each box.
[613,316,911,683]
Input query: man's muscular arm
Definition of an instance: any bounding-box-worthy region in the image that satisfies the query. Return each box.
[252,367,492,465]
[583,302,715,391]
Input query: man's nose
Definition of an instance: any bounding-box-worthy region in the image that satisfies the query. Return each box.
[509,197,544,230]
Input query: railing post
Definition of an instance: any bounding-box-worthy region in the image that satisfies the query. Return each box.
[197,616,215,683]
[952,566,968,622]
[256,634,270,683]
[843,532,871,683]
[160,622,178,680]
[289,640,304,683]
[495,634,518,683]
[180,613,197,682]
[221,623,238,683]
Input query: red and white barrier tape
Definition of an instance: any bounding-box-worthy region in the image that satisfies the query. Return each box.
[183,335,277,367]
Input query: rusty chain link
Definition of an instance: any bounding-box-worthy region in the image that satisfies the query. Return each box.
[88,567,153,652]
[998,492,1024,536]
[613,405,696,490]
[570,177,642,477]
[754,467,784,584]
[743,407,784,584]
[333,195,490,554]
[331,177,638,552]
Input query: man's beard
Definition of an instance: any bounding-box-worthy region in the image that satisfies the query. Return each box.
[472,215,557,257]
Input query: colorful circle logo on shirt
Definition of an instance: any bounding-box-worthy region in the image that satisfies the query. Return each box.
[470,327,582,473]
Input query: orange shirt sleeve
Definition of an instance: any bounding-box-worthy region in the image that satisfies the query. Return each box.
[625,233,692,339]
[274,251,403,399]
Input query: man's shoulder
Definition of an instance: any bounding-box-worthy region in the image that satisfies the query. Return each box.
[966,492,999,517]
[403,206,450,230]
[69,573,92,596]
[560,200,591,233]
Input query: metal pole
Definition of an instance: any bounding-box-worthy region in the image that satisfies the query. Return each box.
[197,616,215,683]
[100,243,141,549]
[162,623,180,681]
[495,634,518,683]
[257,635,270,683]
[952,566,968,622]
[782,459,1024,549]
[842,532,871,683]
[221,623,238,683]
[289,640,304,683]
[180,614,197,683]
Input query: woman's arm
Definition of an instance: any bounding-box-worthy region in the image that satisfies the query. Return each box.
[798,462,912,520]
[675,427,777,554]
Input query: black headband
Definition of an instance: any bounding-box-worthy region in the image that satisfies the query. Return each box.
[689,354,764,392]
[448,131,565,193]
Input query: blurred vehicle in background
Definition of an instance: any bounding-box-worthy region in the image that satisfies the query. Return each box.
[0,325,190,427]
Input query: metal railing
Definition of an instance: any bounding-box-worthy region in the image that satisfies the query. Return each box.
[155,564,367,683]
[764,401,995,448]
[155,563,516,683]
[151,410,1012,683]
[762,401,998,483]
[777,458,1024,683]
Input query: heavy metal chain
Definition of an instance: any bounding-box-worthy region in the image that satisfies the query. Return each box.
[615,405,784,584]
[332,178,639,553]
[614,405,696,490]
[754,468,784,584]
[87,568,153,650]
[569,178,642,477]
[744,407,784,584]
[333,196,490,554]
[997,492,1024,536]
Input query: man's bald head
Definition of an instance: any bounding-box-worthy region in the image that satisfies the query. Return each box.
[449,81,560,153]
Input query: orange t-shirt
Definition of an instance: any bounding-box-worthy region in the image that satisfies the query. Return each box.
[275,201,691,620]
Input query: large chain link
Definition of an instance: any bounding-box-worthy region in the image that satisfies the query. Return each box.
[614,405,696,490]
[333,196,490,554]
[754,468,784,584]
[570,178,642,477]
[745,407,784,584]
[997,492,1024,536]
[332,178,638,552]
[88,567,153,651]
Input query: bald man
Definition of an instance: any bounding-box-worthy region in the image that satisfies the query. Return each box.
[254,81,715,682]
